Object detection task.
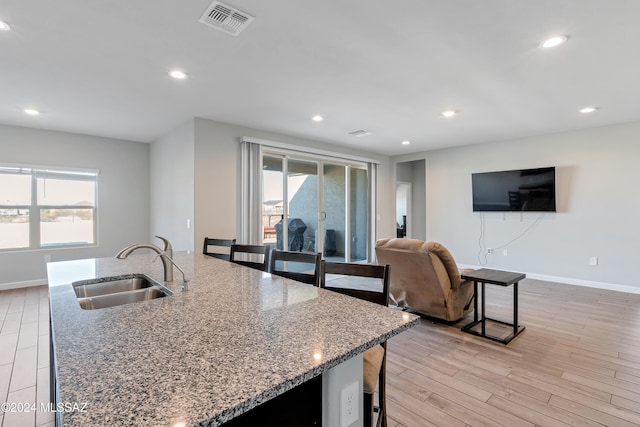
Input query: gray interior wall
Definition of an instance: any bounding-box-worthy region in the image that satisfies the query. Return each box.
[0,124,150,287]
[150,120,195,251]
[396,162,412,182]
[192,118,392,252]
[393,121,640,289]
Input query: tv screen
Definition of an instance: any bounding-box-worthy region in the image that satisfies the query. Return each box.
[472,167,556,212]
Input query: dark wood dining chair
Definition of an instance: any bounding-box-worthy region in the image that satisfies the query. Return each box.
[230,244,270,271]
[203,237,236,261]
[321,261,391,427]
[269,249,322,286]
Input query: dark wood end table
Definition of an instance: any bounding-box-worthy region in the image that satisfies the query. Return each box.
[461,268,526,344]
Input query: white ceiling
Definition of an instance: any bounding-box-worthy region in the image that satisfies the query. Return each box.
[2,1,640,156]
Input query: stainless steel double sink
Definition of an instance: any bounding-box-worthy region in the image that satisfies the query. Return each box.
[72,274,172,310]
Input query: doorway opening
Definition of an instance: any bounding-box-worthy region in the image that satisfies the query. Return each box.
[395,159,426,240]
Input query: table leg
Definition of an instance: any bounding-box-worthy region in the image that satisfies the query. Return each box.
[481,282,486,337]
[473,280,478,322]
[513,281,519,337]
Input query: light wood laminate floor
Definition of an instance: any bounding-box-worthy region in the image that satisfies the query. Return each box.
[0,285,53,427]
[386,279,640,427]
[2,280,640,426]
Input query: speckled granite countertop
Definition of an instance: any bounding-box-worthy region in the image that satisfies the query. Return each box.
[47,252,418,426]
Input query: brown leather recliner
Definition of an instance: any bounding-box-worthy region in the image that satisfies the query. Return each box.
[375,238,475,321]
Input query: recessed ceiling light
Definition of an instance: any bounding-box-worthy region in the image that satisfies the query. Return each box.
[24,108,40,116]
[541,35,568,48]
[0,20,10,31]
[441,110,457,118]
[311,115,324,122]
[169,70,187,79]
[579,106,598,114]
[401,140,411,145]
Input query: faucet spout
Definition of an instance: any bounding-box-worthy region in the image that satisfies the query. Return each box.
[154,253,189,290]
[115,236,174,281]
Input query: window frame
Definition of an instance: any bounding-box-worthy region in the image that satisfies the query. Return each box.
[0,163,99,252]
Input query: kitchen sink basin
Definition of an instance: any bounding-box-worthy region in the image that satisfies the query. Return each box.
[73,274,160,298]
[77,286,172,310]
[73,274,173,310]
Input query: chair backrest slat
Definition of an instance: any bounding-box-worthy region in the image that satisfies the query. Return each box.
[230,244,270,271]
[203,237,236,261]
[321,261,390,306]
[269,249,321,286]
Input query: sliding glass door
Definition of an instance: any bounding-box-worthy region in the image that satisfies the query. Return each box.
[287,159,318,253]
[262,153,368,262]
[349,166,368,262]
[262,156,284,247]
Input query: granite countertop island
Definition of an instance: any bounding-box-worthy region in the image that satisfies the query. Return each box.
[47,252,419,426]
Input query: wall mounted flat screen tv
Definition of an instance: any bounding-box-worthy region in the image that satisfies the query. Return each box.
[472,167,556,212]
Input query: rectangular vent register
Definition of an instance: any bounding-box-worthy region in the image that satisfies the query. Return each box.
[199,1,255,36]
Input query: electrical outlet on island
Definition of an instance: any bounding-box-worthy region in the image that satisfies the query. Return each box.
[340,381,359,427]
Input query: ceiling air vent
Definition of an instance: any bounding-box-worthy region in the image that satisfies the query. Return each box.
[348,129,374,137]
[199,1,255,36]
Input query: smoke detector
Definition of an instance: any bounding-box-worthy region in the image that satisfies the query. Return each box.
[199,1,255,36]
[348,129,374,137]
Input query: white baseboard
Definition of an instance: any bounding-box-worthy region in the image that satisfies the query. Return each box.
[0,279,47,291]
[457,264,640,295]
